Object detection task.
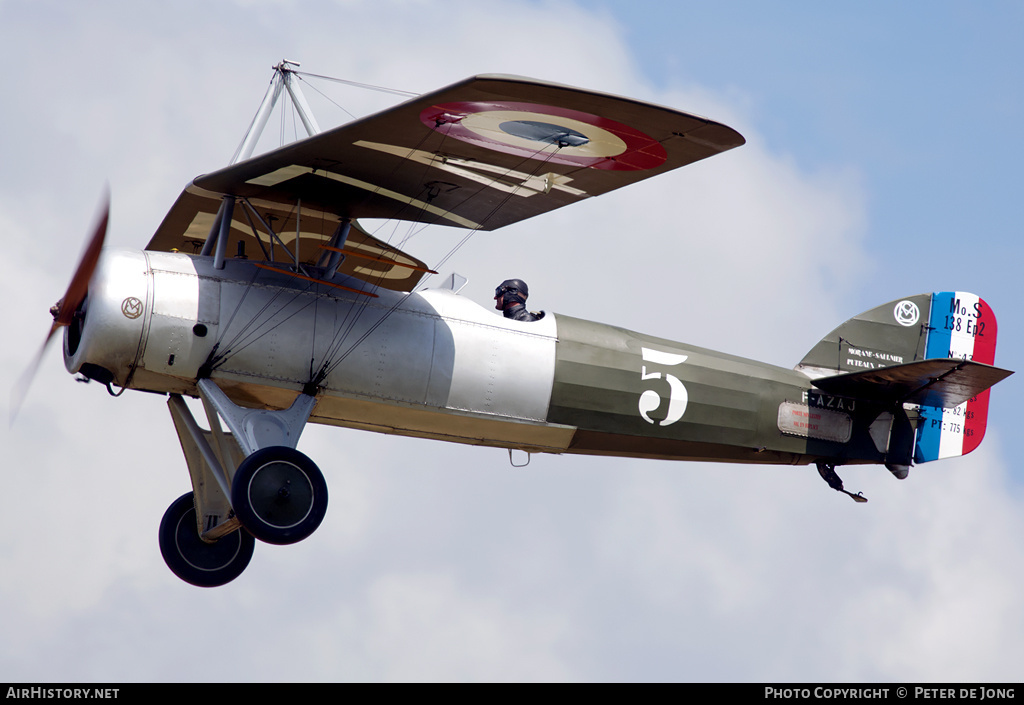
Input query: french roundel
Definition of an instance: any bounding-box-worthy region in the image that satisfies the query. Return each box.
[420,101,667,171]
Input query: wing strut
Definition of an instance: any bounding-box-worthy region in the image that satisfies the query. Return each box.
[322,220,351,280]
[198,195,237,271]
[233,59,321,165]
[214,196,235,270]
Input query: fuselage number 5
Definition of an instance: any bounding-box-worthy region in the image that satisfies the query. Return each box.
[639,347,688,426]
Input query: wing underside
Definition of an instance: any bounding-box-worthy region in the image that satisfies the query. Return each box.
[146,74,744,291]
[146,185,432,292]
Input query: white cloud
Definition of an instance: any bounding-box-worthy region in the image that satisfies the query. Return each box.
[360,571,574,681]
[1,0,1019,683]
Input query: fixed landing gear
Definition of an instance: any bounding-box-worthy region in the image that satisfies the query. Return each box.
[159,492,255,587]
[816,461,868,503]
[231,446,328,545]
[161,385,327,586]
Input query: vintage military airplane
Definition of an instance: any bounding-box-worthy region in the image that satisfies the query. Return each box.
[19,65,1013,587]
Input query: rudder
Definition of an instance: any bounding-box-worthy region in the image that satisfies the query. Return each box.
[915,292,998,462]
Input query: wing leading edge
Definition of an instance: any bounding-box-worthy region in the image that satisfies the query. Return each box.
[146,74,745,290]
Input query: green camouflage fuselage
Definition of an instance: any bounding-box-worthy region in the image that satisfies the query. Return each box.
[549,315,885,466]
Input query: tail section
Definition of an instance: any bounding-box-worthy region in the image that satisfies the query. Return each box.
[797,292,1010,463]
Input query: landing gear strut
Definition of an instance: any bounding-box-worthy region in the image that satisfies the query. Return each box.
[816,461,868,503]
[161,380,327,585]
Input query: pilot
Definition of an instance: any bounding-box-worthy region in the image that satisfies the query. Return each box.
[494,278,544,322]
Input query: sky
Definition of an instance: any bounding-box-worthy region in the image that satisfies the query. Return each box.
[1,0,1022,683]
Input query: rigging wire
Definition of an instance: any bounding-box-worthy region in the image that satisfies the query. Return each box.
[209,69,419,375]
[208,68,565,391]
[295,74,358,123]
[293,71,419,98]
[303,122,449,384]
[312,143,567,385]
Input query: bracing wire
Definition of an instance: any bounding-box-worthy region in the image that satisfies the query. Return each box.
[293,71,419,98]
[312,143,567,385]
[208,69,562,391]
[302,121,450,384]
[295,74,358,123]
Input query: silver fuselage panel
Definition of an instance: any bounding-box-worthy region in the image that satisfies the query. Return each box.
[65,250,573,452]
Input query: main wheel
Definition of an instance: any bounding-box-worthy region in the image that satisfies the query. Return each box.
[158,492,254,588]
[231,446,328,545]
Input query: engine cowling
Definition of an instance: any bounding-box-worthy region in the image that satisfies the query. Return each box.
[63,249,149,387]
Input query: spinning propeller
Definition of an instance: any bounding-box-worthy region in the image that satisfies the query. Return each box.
[11,192,110,423]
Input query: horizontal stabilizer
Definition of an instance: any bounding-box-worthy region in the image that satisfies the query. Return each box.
[811,359,1013,409]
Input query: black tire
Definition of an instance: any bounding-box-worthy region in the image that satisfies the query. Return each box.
[231,446,328,545]
[158,492,254,588]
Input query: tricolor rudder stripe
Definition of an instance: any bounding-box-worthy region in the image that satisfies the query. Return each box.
[915,292,999,462]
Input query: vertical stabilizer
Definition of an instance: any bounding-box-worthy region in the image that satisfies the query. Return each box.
[797,292,1002,464]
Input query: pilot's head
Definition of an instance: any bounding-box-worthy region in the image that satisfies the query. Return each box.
[494,278,529,311]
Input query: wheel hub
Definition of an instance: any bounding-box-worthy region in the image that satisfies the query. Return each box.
[248,460,314,529]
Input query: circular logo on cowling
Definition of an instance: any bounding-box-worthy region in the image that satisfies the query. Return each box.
[121,297,143,319]
[894,300,920,327]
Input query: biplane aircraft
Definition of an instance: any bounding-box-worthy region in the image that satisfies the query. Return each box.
[19,64,1013,586]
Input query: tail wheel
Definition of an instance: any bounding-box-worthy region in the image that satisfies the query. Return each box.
[158,492,254,587]
[231,446,328,545]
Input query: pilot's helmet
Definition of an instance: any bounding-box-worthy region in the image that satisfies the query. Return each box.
[495,278,529,310]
